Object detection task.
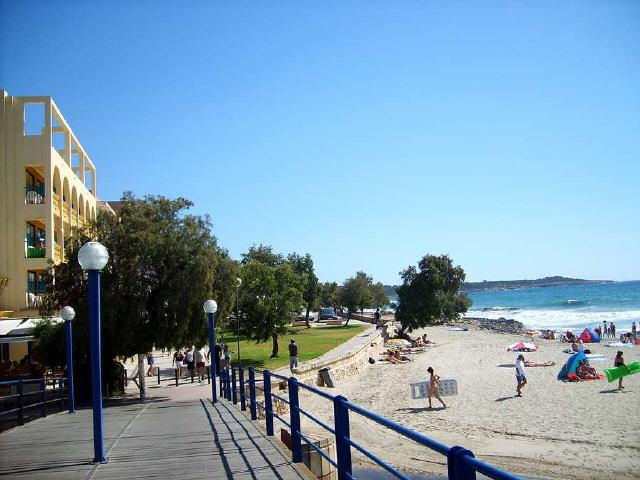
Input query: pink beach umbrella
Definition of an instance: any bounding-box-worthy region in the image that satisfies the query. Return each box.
[506,342,538,352]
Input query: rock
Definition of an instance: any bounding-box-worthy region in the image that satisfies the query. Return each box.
[458,317,525,335]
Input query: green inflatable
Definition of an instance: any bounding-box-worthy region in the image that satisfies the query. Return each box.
[605,361,640,382]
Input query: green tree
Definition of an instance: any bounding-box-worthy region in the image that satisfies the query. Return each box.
[239,258,304,357]
[395,254,471,337]
[339,272,374,325]
[319,281,339,308]
[39,193,230,392]
[288,253,319,327]
[242,244,284,266]
[370,282,390,310]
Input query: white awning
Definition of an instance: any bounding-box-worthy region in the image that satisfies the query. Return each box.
[0,319,22,335]
[0,317,62,337]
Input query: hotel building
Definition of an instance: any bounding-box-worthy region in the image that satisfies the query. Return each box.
[0,91,99,359]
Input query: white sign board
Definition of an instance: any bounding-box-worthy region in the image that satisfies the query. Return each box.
[410,379,458,399]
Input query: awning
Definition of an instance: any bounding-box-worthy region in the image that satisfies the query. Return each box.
[0,335,34,344]
[0,319,22,335]
[0,316,62,337]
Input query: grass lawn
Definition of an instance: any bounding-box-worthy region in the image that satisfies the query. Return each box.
[219,324,369,371]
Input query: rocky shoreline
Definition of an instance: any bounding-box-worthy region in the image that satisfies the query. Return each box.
[456,316,525,335]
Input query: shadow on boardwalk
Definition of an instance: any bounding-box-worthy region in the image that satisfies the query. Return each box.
[0,398,308,480]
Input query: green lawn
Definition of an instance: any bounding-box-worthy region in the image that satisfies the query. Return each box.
[219,324,368,371]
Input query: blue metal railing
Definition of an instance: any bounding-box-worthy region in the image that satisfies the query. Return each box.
[217,365,520,480]
[0,378,68,429]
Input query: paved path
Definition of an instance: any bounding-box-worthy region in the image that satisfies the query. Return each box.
[0,399,309,480]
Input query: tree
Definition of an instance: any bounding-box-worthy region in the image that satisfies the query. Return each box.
[39,193,230,394]
[338,272,374,325]
[318,281,339,308]
[395,254,471,337]
[288,253,319,327]
[238,258,304,357]
[370,282,390,310]
[242,244,284,266]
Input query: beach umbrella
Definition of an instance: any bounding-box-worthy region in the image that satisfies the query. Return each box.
[385,338,412,348]
[506,342,538,352]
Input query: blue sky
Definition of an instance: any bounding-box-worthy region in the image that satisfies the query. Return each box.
[2,1,639,284]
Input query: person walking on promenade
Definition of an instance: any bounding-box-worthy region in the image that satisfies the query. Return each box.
[184,347,195,382]
[146,352,156,377]
[223,345,231,369]
[194,346,206,382]
[173,350,184,379]
[515,354,527,397]
[614,351,630,390]
[289,339,299,371]
[426,367,446,409]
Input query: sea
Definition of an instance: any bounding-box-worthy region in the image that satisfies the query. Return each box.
[464,280,640,333]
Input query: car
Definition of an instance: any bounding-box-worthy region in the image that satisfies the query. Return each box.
[318,307,339,320]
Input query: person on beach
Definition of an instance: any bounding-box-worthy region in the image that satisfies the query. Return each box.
[611,323,616,338]
[426,367,446,409]
[603,321,607,338]
[289,339,299,371]
[173,350,184,379]
[515,354,527,397]
[614,351,630,390]
[632,322,637,339]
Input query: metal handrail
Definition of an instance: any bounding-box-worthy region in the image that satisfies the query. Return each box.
[228,367,520,480]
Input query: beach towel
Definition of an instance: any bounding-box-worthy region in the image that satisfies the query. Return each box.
[524,361,555,367]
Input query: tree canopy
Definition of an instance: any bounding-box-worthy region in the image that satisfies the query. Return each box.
[395,254,471,334]
[338,271,388,324]
[288,253,319,326]
[40,194,235,372]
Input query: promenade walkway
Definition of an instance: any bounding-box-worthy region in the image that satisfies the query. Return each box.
[0,398,309,480]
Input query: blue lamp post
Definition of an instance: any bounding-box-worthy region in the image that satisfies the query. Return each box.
[60,306,76,414]
[78,241,109,464]
[235,277,242,368]
[203,299,218,403]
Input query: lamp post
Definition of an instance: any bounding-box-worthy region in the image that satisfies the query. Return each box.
[203,299,218,403]
[78,241,109,464]
[60,306,75,414]
[235,277,242,368]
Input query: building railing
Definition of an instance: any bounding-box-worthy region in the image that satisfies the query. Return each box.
[25,186,45,204]
[0,378,68,432]
[217,366,520,480]
[26,245,46,258]
[54,243,63,263]
[52,192,61,217]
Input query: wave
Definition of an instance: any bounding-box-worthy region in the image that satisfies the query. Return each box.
[466,308,640,332]
[480,306,520,312]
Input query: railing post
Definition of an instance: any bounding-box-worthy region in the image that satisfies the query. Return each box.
[239,366,246,411]
[263,370,274,436]
[288,377,302,463]
[157,365,161,385]
[334,395,352,480]
[232,368,238,404]
[40,378,47,417]
[226,368,232,400]
[124,368,128,387]
[448,446,476,480]
[207,365,211,385]
[249,367,257,420]
[175,368,178,387]
[219,369,224,399]
[17,380,24,425]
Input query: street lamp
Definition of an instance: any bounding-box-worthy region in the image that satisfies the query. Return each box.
[235,277,242,368]
[203,299,218,403]
[78,241,109,464]
[60,306,75,414]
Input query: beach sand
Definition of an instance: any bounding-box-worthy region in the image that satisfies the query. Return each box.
[298,325,639,480]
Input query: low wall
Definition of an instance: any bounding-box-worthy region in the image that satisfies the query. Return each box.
[280,327,382,386]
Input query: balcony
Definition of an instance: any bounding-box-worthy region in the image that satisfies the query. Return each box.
[25,185,45,205]
[26,245,46,258]
[54,243,63,263]
[71,210,78,226]
[53,192,61,217]
[63,204,70,224]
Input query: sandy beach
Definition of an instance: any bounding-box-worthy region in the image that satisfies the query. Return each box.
[298,324,640,480]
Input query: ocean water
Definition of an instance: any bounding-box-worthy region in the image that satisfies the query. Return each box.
[465,280,640,332]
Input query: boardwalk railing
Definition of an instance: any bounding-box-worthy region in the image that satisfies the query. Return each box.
[219,365,520,480]
[0,378,67,431]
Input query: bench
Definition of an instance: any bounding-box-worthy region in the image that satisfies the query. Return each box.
[325,320,343,326]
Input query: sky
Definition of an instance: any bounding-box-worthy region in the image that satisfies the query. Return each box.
[1,1,639,284]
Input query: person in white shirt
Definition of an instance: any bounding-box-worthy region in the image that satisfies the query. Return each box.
[194,347,207,382]
[515,354,527,397]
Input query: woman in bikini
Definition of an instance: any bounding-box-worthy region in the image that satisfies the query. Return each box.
[427,367,446,409]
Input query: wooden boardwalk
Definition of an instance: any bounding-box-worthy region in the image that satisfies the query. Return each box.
[0,398,309,480]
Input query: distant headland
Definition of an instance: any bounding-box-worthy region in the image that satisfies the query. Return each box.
[460,276,613,293]
[383,276,613,297]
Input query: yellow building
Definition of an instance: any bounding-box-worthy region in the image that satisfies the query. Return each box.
[0,90,98,332]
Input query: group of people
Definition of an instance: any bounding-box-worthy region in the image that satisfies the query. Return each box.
[595,320,617,339]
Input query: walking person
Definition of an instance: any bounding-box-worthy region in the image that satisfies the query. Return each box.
[194,346,206,382]
[223,345,231,369]
[614,351,630,390]
[515,354,527,397]
[184,347,195,382]
[146,352,156,377]
[289,339,299,371]
[426,367,446,409]
[173,350,184,379]
[611,322,616,338]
